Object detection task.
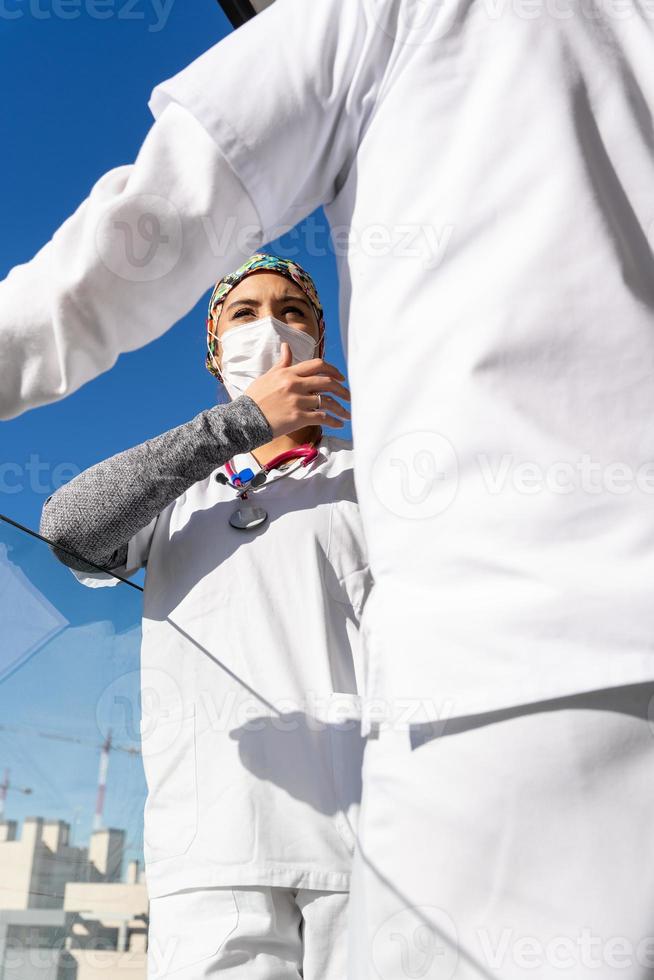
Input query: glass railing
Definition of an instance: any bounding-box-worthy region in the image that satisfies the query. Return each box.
[0,515,148,977]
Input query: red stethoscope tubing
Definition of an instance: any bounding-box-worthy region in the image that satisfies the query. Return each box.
[225,435,323,488]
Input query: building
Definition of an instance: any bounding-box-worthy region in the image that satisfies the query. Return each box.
[0,817,147,979]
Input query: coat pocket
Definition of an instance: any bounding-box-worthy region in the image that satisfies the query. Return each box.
[148,886,238,973]
[139,703,198,863]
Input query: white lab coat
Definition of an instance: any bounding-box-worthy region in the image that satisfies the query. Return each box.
[146,0,654,723]
[73,435,372,899]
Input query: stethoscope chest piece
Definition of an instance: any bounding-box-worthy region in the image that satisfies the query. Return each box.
[229,501,268,531]
[221,441,322,532]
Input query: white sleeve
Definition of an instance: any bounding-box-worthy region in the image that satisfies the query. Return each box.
[0,101,263,420]
[147,0,390,242]
[69,515,158,590]
[0,0,388,422]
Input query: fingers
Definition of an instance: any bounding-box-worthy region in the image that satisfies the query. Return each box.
[316,394,351,419]
[293,357,346,381]
[276,342,293,364]
[298,393,351,424]
[303,408,346,428]
[297,374,351,402]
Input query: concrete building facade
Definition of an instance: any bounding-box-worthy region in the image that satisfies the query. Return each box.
[0,818,147,979]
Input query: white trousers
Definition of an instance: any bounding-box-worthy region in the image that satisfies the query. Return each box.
[350,681,654,980]
[147,885,349,979]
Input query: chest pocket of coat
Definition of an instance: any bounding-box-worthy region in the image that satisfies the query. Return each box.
[325,499,373,618]
[139,703,198,863]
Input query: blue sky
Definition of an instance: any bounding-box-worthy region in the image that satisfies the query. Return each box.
[0,0,347,871]
[0,0,348,534]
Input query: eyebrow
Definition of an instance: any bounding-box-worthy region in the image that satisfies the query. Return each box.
[226,293,311,313]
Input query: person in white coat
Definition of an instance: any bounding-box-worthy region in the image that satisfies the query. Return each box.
[5,1,654,976]
[40,252,373,979]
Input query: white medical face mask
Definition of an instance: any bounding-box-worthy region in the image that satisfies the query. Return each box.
[217,314,319,402]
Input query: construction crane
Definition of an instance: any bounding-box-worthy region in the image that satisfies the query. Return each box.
[0,768,33,821]
[0,723,140,831]
[94,730,120,832]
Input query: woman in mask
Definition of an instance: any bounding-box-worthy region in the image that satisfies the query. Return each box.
[40,253,373,980]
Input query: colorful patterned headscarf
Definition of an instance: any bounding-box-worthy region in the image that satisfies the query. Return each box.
[206,253,326,380]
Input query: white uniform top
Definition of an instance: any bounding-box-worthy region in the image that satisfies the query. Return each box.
[74,435,372,899]
[4,0,654,727]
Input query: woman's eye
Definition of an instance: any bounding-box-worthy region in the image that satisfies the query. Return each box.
[232,306,305,320]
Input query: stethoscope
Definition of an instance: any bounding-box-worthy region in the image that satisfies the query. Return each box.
[215,437,323,530]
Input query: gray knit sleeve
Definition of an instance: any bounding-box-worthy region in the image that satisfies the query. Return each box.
[39,394,273,574]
